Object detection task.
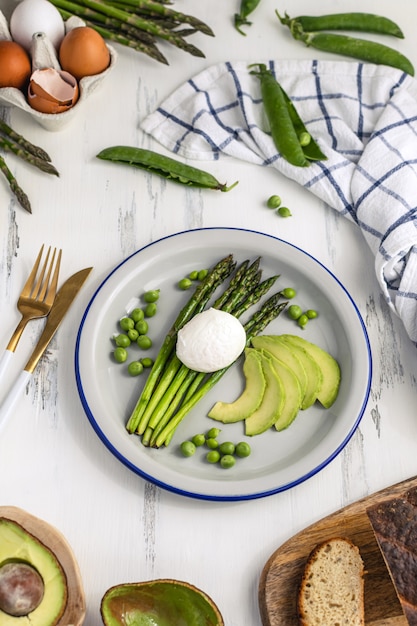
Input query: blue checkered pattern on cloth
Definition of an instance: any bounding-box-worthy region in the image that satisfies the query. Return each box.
[141,59,417,343]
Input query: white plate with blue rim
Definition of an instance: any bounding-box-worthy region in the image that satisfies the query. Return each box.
[75,227,372,501]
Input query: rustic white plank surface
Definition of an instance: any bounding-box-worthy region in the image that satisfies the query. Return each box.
[0,0,416,624]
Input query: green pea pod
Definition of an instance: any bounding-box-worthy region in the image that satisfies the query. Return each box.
[281,89,327,162]
[234,0,262,35]
[250,64,324,167]
[277,11,404,38]
[96,146,239,191]
[280,15,414,76]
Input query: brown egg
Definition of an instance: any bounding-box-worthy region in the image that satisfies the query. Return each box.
[27,68,79,114]
[59,26,110,81]
[0,40,32,89]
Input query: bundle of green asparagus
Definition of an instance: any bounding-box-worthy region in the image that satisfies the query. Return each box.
[0,120,59,213]
[126,254,288,448]
[49,0,214,64]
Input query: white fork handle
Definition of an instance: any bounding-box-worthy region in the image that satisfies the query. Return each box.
[0,350,14,381]
[0,370,32,435]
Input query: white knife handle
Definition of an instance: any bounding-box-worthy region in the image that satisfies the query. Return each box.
[0,370,32,435]
[0,349,14,381]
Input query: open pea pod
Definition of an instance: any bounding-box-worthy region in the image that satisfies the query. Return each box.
[97,146,238,191]
[281,88,327,162]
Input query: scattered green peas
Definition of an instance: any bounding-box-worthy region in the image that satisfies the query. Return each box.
[206,438,219,449]
[144,303,157,317]
[281,287,296,299]
[130,308,144,323]
[128,361,144,376]
[140,357,154,368]
[235,441,251,458]
[207,427,221,438]
[137,335,152,350]
[267,194,282,209]
[277,206,292,217]
[219,441,235,455]
[119,317,134,331]
[297,313,309,329]
[220,454,236,469]
[189,270,199,280]
[180,441,196,457]
[192,434,206,447]
[127,329,139,342]
[143,289,160,303]
[288,304,302,320]
[306,309,318,319]
[135,320,149,335]
[206,450,221,464]
[113,347,128,363]
[198,269,208,281]
[115,334,131,348]
[178,277,192,290]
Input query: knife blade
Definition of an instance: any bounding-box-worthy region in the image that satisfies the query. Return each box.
[0,266,93,434]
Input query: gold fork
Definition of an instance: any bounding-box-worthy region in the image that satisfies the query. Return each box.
[0,245,62,379]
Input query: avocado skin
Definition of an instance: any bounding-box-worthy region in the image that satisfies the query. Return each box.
[208,348,266,423]
[0,518,67,626]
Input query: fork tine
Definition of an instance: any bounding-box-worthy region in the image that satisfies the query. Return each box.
[44,249,62,307]
[33,246,52,300]
[20,244,45,298]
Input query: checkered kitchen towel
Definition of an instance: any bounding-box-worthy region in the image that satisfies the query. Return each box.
[141,59,417,343]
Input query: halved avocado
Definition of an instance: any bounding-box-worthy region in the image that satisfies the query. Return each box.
[0,518,67,626]
[263,350,303,430]
[100,579,224,626]
[245,353,285,436]
[280,335,341,408]
[208,348,266,423]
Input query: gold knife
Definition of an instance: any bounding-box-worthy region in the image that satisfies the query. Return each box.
[0,266,93,434]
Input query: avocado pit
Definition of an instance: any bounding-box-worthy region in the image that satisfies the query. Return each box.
[0,561,44,617]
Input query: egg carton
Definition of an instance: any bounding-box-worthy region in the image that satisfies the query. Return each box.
[0,12,117,131]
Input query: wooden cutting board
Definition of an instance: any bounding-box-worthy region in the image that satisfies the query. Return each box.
[259,475,417,626]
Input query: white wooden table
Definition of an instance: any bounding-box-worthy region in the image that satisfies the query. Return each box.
[0,1,416,624]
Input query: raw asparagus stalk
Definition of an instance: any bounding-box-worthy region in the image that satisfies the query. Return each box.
[0,137,59,176]
[0,156,31,213]
[0,120,52,162]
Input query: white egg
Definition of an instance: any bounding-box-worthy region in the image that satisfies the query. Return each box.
[10,0,65,52]
[176,308,247,373]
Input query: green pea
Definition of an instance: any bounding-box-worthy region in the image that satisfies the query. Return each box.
[206,427,221,439]
[306,309,318,319]
[206,438,219,449]
[206,450,221,464]
[128,361,144,376]
[130,308,144,323]
[140,357,154,368]
[144,289,160,303]
[198,269,208,281]
[119,317,134,331]
[298,131,311,147]
[297,313,309,328]
[219,441,235,455]
[127,329,139,342]
[277,206,292,217]
[220,454,236,469]
[178,278,192,290]
[135,320,149,335]
[281,287,296,299]
[192,434,206,447]
[144,303,157,317]
[113,347,128,363]
[189,270,199,280]
[267,194,282,209]
[288,304,302,320]
[115,334,131,348]
[137,335,152,350]
[235,441,251,458]
[180,441,196,457]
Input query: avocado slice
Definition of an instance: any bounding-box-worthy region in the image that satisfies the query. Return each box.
[0,518,67,626]
[278,336,323,409]
[263,350,303,430]
[245,353,285,436]
[208,348,266,423]
[281,334,341,408]
[251,335,308,400]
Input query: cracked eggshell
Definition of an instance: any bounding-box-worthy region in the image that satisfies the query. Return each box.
[0,13,117,131]
[28,68,79,114]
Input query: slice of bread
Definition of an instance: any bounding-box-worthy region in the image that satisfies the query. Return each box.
[298,537,365,626]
